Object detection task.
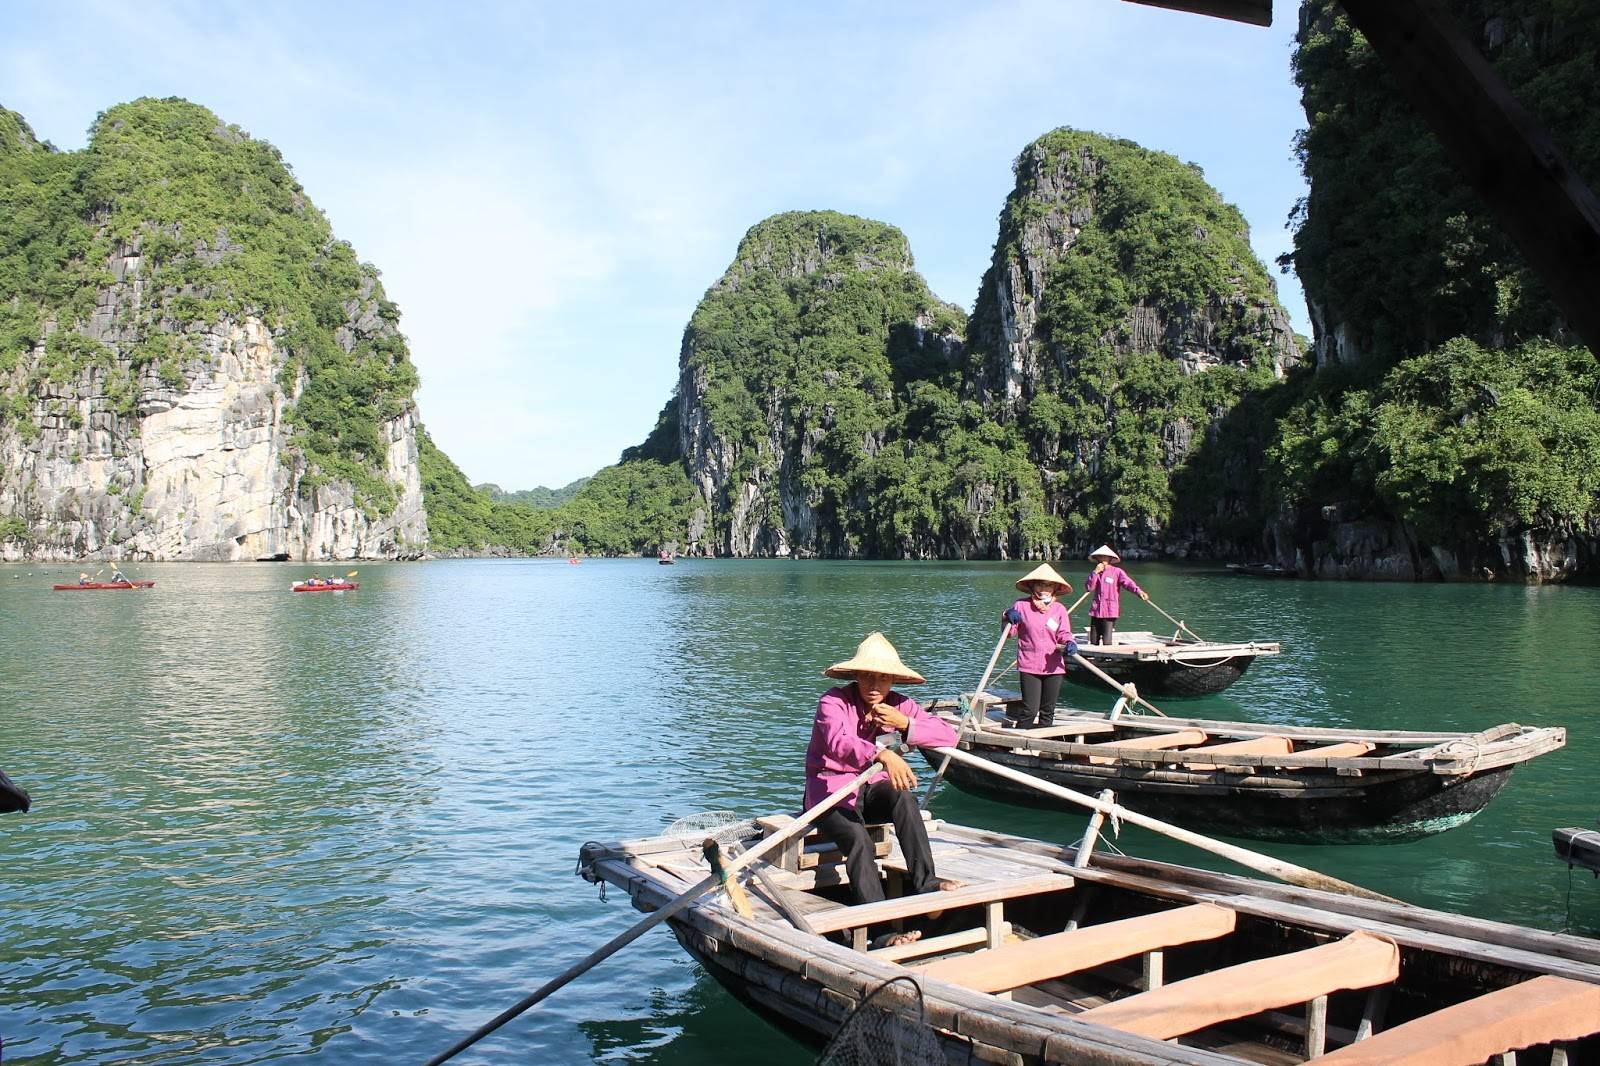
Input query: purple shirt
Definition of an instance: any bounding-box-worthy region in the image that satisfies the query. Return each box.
[1087,564,1142,619]
[1008,597,1073,675]
[803,685,959,811]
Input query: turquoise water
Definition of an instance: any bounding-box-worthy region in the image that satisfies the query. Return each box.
[2,559,1597,1064]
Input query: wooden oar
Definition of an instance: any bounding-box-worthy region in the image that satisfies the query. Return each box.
[1144,595,1204,642]
[921,623,1011,811]
[1070,652,1169,717]
[420,762,884,1066]
[928,745,1397,903]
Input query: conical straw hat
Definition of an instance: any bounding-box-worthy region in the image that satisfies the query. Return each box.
[824,631,926,684]
[1088,544,1121,561]
[1014,563,1072,593]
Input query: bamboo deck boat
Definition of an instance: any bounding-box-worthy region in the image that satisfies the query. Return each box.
[1554,820,1600,877]
[924,698,1565,844]
[579,815,1600,1065]
[1066,631,1280,697]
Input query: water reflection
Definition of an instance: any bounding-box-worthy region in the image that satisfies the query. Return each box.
[2,559,1597,1065]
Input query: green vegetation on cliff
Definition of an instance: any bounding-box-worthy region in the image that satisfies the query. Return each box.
[1275,2,1600,553]
[0,98,419,515]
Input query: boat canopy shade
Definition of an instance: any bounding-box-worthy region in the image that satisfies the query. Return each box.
[1124,0,1271,27]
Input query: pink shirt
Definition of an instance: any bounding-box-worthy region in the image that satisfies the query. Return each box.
[1007,597,1073,675]
[803,686,959,811]
[1087,564,1142,618]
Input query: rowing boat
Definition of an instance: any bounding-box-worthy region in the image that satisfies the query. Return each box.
[52,581,155,590]
[579,815,1600,1064]
[1067,630,1280,697]
[924,697,1565,844]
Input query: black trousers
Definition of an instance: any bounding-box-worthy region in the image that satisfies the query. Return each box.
[1089,616,1117,645]
[815,779,939,905]
[1012,672,1064,728]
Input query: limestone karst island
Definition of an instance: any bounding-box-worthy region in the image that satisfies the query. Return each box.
[5,3,1600,1065]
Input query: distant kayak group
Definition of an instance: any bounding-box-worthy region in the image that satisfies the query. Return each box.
[47,570,359,592]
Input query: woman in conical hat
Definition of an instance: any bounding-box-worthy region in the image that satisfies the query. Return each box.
[807,632,959,937]
[1086,544,1147,646]
[1000,564,1078,730]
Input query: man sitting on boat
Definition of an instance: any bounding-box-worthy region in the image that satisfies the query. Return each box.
[78,572,90,586]
[807,632,959,942]
[110,568,127,583]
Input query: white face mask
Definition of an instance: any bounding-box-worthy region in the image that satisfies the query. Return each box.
[1035,590,1054,605]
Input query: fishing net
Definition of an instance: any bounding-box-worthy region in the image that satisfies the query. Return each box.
[661,811,750,850]
[815,975,944,1066]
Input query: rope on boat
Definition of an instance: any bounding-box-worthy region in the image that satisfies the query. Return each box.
[1431,736,1486,774]
[1167,653,1243,670]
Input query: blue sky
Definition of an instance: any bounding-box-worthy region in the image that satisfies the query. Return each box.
[3,1,1311,490]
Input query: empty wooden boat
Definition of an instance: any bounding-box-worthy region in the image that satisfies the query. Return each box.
[1067,630,1281,697]
[923,697,1565,844]
[579,816,1600,1065]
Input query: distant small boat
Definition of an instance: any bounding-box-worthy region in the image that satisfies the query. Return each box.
[568,557,581,565]
[658,550,674,565]
[1226,562,1298,578]
[53,581,155,590]
[1066,630,1281,697]
[291,581,358,592]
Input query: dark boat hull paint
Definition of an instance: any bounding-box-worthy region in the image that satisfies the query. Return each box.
[933,751,1515,843]
[1063,655,1252,697]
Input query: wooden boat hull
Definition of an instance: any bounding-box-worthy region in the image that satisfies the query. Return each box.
[580,818,1600,1065]
[1064,653,1253,697]
[935,749,1516,844]
[1554,825,1600,876]
[923,702,1563,844]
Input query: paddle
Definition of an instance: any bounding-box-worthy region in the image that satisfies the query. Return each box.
[1070,652,1169,717]
[1144,595,1204,642]
[420,761,885,1066]
[921,623,1012,811]
[927,744,1398,903]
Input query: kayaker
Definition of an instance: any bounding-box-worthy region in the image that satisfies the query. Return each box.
[110,568,127,583]
[806,631,959,945]
[1085,544,1147,646]
[78,572,90,586]
[1001,563,1078,729]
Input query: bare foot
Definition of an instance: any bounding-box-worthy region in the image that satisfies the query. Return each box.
[871,929,923,950]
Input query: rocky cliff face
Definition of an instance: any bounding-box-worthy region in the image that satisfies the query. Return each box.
[962,130,1302,554]
[968,135,1301,416]
[0,99,426,561]
[674,211,965,557]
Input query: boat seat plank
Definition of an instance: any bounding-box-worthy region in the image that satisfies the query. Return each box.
[913,902,1237,993]
[804,874,1076,935]
[1008,721,1118,739]
[1182,735,1293,770]
[1077,930,1400,1040]
[1308,974,1600,1065]
[1292,741,1377,761]
[1088,729,1207,765]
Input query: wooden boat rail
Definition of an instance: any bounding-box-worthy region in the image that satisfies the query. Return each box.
[1073,633,1282,664]
[929,706,1565,778]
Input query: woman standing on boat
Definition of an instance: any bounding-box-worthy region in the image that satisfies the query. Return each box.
[1085,544,1147,646]
[1001,564,1078,730]
[807,632,959,925]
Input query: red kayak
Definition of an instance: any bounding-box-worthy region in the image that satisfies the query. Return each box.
[53,581,156,590]
[291,581,358,592]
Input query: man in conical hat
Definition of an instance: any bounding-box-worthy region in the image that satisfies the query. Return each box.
[806,632,959,935]
[1000,563,1078,729]
[1085,544,1147,646]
